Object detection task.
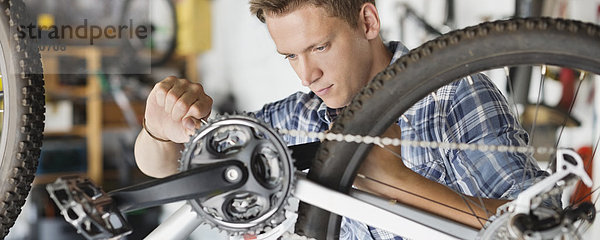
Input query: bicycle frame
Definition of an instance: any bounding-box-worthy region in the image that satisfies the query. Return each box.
[141,149,591,240]
[46,140,591,240]
[145,149,591,240]
[147,173,477,240]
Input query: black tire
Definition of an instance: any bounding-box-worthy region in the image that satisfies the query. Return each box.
[0,0,44,237]
[120,0,177,68]
[295,17,600,239]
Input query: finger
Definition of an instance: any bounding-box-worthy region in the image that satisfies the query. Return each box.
[152,76,177,107]
[171,91,199,121]
[183,117,195,132]
[164,84,186,116]
[180,83,211,119]
[181,104,210,135]
[183,117,204,135]
[184,96,213,120]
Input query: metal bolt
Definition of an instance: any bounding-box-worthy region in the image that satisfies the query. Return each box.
[225,167,241,182]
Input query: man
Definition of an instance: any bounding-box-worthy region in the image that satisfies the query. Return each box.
[135,0,545,239]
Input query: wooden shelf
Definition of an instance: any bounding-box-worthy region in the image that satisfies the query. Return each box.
[44,125,87,137]
[40,46,104,184]
[45,85,88,98]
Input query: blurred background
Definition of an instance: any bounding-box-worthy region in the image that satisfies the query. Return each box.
[5,0,600,239]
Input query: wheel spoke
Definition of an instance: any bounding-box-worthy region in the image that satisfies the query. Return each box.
[505,66,521,118]
[355,173,490,223]
[554,71,586,149]
[397,90,489,221]
[361,141,491,216]
[572,185,600,207]
[585,130,600,178]
[570,124,600,207]
[502,67,535,194]
[379,87,494,226]
[399,115,442,169]
[385,144,491,225]
[529,65,547,145]
[461,75,496,220]
[521,65,548,192]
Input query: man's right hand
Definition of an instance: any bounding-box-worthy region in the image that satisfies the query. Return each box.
[144,76,213,143]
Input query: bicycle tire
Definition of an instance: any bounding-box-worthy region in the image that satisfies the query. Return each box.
[0,0,44,237]
[295,17,600,239]
[120,0,177,68]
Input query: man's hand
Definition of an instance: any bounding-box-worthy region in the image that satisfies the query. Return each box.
[354,124,408,197]
[135,76,213,177]
[144,76,213,143]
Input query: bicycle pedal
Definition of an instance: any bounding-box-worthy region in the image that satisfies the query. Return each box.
[46,176,132,240]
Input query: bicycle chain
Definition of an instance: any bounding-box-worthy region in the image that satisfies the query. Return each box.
[277,129,557,155]
[278,128,566,239]
[277,129,566,202]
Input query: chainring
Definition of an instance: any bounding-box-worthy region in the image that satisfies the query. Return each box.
[178,114,296,236]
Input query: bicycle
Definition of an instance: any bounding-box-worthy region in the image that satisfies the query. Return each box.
[0,1,600,236]
[40,16,600,240]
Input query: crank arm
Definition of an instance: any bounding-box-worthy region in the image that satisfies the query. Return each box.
[47,160,246,240]
[111,160,247,212]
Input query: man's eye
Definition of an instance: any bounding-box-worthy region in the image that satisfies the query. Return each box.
[285,54,296,60]
[316,45,327,52]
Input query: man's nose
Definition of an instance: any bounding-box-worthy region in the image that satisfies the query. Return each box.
[299,58,322,86]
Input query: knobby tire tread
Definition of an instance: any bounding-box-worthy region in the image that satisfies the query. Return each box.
[0,0,44,237]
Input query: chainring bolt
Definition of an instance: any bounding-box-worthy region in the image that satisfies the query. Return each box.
[225,167,242,182]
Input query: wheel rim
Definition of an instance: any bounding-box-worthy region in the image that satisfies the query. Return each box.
[0,19,12,170]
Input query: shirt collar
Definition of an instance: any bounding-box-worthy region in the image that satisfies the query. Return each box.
[388,41,410,63]
[317,41,410,125]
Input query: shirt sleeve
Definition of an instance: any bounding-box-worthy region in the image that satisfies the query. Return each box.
[442,74,548,199]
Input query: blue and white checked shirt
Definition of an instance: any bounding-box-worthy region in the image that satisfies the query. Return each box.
[253,41,547,240]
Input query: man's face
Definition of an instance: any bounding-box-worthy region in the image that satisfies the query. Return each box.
[265,5,374,109]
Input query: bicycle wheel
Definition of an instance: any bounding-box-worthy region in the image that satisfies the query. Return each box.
[0,0,44,237]
[120,0,177,69]
[296,18,600,239]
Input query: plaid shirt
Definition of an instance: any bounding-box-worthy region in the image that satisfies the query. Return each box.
[253,42,547,240]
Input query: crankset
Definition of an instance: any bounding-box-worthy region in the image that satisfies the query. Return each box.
[46,115,318,240]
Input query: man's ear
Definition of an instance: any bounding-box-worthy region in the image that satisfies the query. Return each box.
[358,3,381,40]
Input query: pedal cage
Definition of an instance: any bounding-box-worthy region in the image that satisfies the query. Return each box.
[46,176,132,240]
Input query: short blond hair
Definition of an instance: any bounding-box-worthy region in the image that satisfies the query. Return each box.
[249,0,376,27]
